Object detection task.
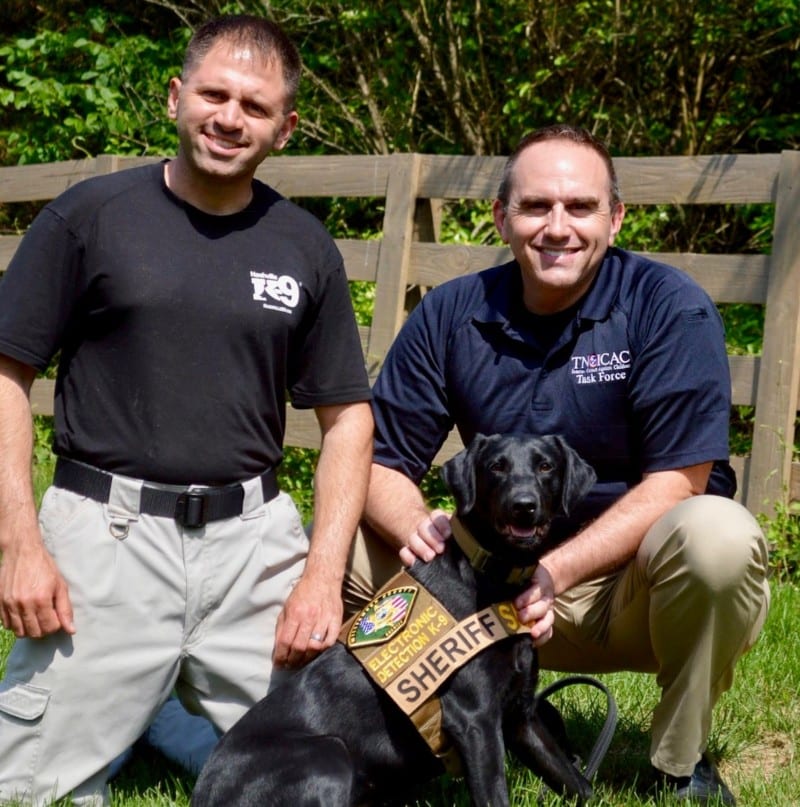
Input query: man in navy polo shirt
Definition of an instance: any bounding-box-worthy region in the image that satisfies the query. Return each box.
[346,124,770,805]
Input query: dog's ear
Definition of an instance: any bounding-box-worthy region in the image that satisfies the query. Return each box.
[441,433,489,515]
[552,435,596,516]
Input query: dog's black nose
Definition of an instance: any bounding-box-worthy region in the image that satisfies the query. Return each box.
[511,500,537,521]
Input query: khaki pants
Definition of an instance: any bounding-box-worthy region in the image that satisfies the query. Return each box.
[344,494,771,778]
[0,475,307,806]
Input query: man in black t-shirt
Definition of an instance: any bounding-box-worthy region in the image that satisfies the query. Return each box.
[0,15,372,805]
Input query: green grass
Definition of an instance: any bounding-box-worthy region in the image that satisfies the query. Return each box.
[2,580,797,806]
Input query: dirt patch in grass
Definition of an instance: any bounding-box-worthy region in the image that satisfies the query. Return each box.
[722,731,795,783]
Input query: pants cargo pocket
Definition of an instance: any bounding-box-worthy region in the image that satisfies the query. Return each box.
[0,679,49,800]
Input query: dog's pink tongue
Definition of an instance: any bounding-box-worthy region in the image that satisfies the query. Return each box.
[509,525,536,539]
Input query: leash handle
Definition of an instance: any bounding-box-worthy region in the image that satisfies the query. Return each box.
[535,674,618,781]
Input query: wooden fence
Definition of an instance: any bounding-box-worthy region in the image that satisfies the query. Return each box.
[1,151,799,516]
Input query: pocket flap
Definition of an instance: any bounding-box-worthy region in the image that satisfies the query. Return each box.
[0,679,50,721]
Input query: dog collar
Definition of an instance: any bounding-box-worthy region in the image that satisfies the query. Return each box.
[449,515,538,585]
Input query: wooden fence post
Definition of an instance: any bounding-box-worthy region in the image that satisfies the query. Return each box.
[366,153,423,379]
[746,149,800,515]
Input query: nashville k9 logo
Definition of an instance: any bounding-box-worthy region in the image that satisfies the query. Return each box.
[250,271,300,313]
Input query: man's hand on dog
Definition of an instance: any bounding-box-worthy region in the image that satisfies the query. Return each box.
[398,508,452,566]
[514,563,556,647]
[272,571,343,669]
[398,508,557,647]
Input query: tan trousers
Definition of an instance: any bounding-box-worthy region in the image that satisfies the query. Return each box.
[343,494,771,778]
[0,475,307,806]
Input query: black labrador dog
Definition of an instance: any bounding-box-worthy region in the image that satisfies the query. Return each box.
[192,433,596,807]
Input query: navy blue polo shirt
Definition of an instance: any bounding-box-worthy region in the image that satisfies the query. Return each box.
[372,247,735,523]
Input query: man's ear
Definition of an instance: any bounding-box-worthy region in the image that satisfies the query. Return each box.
[167,77,181,121]
[273,110,299,151]
[492,198,510,244]
[607,201,626,245]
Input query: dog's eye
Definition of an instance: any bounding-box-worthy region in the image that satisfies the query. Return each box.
[488,459,509,473]
[537,461,554,473]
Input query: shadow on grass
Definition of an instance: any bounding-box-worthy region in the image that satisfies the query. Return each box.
[109,745,195,806]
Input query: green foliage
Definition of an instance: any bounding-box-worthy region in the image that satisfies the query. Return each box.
[101,0,787,157]
[438,200,497,246]
[0,627,12,678]
[3,0,798,163]
[0,7,184,164]
[419,466,454,513]
[32,416,57,507]
[277,447,318,522]
[720,305,765,356]
[349,280,375,327]
[759,503,800,582]
[238,0,800,157]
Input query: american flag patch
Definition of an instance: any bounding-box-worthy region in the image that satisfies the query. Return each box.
[348,587,417,647]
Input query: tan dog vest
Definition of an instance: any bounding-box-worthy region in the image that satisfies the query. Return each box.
[339,553,531,771]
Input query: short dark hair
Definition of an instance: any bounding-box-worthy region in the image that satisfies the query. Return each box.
[497,125,622,208]
[182,15,302,112]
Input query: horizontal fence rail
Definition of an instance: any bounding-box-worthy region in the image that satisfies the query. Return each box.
[1,151,798,515]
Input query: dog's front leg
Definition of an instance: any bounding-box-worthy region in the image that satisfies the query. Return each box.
[506,709,593,804]
[443,697,510,807]
[457,722,510,807]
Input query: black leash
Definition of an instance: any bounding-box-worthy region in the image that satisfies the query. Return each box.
[535,674,618,783]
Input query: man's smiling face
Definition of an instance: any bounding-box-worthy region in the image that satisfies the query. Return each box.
[167,40,297,188]
[493,139,625,315]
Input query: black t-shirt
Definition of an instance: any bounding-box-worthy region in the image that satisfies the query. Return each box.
[0,163,371,484]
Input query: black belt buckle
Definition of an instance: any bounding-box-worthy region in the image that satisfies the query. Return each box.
[175,490,208,528]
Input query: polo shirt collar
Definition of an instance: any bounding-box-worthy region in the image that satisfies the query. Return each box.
[473,250,624,335]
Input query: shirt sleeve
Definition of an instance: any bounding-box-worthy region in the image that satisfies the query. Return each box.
[627,278,732,472]
[287,243,372,408]
[0,207,85,371]
[371,290,456,483]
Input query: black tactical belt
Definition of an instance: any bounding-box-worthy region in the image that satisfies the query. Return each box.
[53,457,279,528]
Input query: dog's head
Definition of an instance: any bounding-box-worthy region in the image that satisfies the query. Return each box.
[441,433,596,560]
